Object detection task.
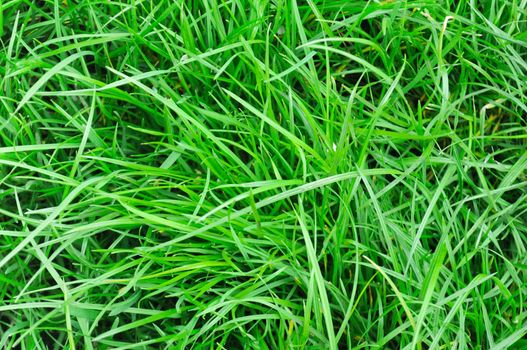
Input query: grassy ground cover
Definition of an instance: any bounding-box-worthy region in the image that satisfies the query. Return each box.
[1,0,527,348]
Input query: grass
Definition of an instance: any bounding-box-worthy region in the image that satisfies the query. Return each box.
[1,0,527,349]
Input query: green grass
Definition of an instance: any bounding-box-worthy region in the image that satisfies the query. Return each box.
[1,0,527,349]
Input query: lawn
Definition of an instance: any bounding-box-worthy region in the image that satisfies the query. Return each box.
[1,0,527,349]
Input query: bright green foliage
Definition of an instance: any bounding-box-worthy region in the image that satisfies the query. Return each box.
[1,0,527,349]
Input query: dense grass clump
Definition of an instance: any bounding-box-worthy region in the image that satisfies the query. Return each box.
[1,0,527,349]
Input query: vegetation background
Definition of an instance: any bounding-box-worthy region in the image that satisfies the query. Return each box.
[0,0,526,349]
